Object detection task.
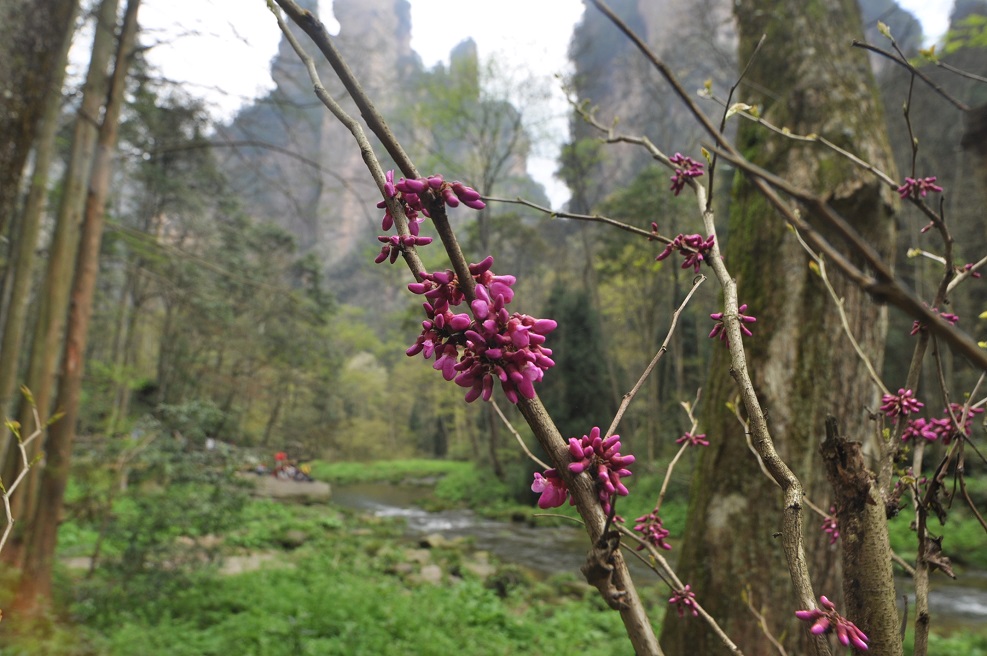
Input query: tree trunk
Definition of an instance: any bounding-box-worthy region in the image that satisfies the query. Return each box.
[0,0,77,239]
[0,0,121,561]
[0,0,79,439]
[660,1,898,653]
[13,0,139,613]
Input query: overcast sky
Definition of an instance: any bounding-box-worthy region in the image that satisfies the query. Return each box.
[121,0,955,207]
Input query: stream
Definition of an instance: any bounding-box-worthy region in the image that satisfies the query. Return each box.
[331,482,987,631]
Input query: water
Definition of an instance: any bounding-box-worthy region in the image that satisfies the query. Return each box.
[331,482,591,575]
[331,482,987,625]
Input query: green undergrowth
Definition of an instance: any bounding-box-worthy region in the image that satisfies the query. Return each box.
[887,508,987,570]
[3,497,643,656]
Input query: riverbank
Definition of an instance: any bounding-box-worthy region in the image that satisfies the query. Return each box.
[4,459,985,655]
[3,495,643,655]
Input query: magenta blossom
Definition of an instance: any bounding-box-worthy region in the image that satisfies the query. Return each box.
[669,585,699,618]
[796,596,869,651]
[821,507,839,545]
[531,469,569,509]
[668,153,704,195]
[939,403,985,444]
[709,303,757,347]
[633,510,673,551]
[960,262,982,279]
[910,307,959,335]
[656,233,715,273]
[374,171,484,264]
[568,426,635,514]
[897,176,943,199]
[879,388,924,418]
[406,257,556,404]
[675,431,709,447]
[901,417,943,442]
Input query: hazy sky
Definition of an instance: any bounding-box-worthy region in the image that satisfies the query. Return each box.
[123,0,954,207]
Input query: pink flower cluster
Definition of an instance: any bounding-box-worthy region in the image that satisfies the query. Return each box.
[675,431,709,447]
[656,233,715,273]
[900,403,984,444]
[795,596,869,651]
[406,256,556,404]
[897,176,943,199]
[669,585,699,618]
[821,507,839,545]
[879,388,924,418]
[910,307,959,336]
[530,427,635,514]
[668,152,704,195]
[568,427,635,514]
[633,510,672,551]
[374,171,484,264]
[709,303,757,347]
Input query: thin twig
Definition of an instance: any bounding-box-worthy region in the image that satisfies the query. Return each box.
[491,399,549,470]
[851,40,970,112]
[605,275,706,439]
[892,551,917,578]
[0,403,45,554]
[792,227,890,395]
[743,587,790,656]
[619,525,746,655]
[484,195,664,243]
[653,393,701,514]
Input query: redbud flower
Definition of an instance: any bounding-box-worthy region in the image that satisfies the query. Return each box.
[879,388,924,418]
[567,426,634,514]
[910,307,959,335]
[960,262,982,279]
[656,233,715,273]
[821,507,839,545]
[897,176,943,199]
[901,418,942,442]
[669,585,699,618]
[407,258,556,404]
[937,403,985,444]
[374,172,484,265]
[709,303,756,347]
[668,153,704,196]
[795,596,869,651]
[531,469,569,509]
[633,510,672,551]
[675,432,709,447]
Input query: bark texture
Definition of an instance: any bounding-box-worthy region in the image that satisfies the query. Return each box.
[0,0,77,238]
[660,1,898,653]
[13,0,140,613]
[0,1,79,444]
[0,0,119,555]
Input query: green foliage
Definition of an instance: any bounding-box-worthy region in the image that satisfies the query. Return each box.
[539,283,616,439]
[887,508,987,570]
[903,626,987,655]
[943,15,987,55]
[68,427,250,626]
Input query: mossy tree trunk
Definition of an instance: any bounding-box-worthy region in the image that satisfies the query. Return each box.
[13,0,140,614]
[660,1,898,653]
[0,0,119,566]
[0,0,77,239]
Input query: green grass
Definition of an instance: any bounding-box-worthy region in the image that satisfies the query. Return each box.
[3,497,641,656]
[888,508,987,570]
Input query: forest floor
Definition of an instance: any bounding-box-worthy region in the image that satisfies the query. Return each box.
[1,459,985,655]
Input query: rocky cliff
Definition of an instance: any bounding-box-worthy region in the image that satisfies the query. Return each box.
[220,0,547,275]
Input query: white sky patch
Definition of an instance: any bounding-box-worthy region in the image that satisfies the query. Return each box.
[79,0,949,208]
[897,0,954,46]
